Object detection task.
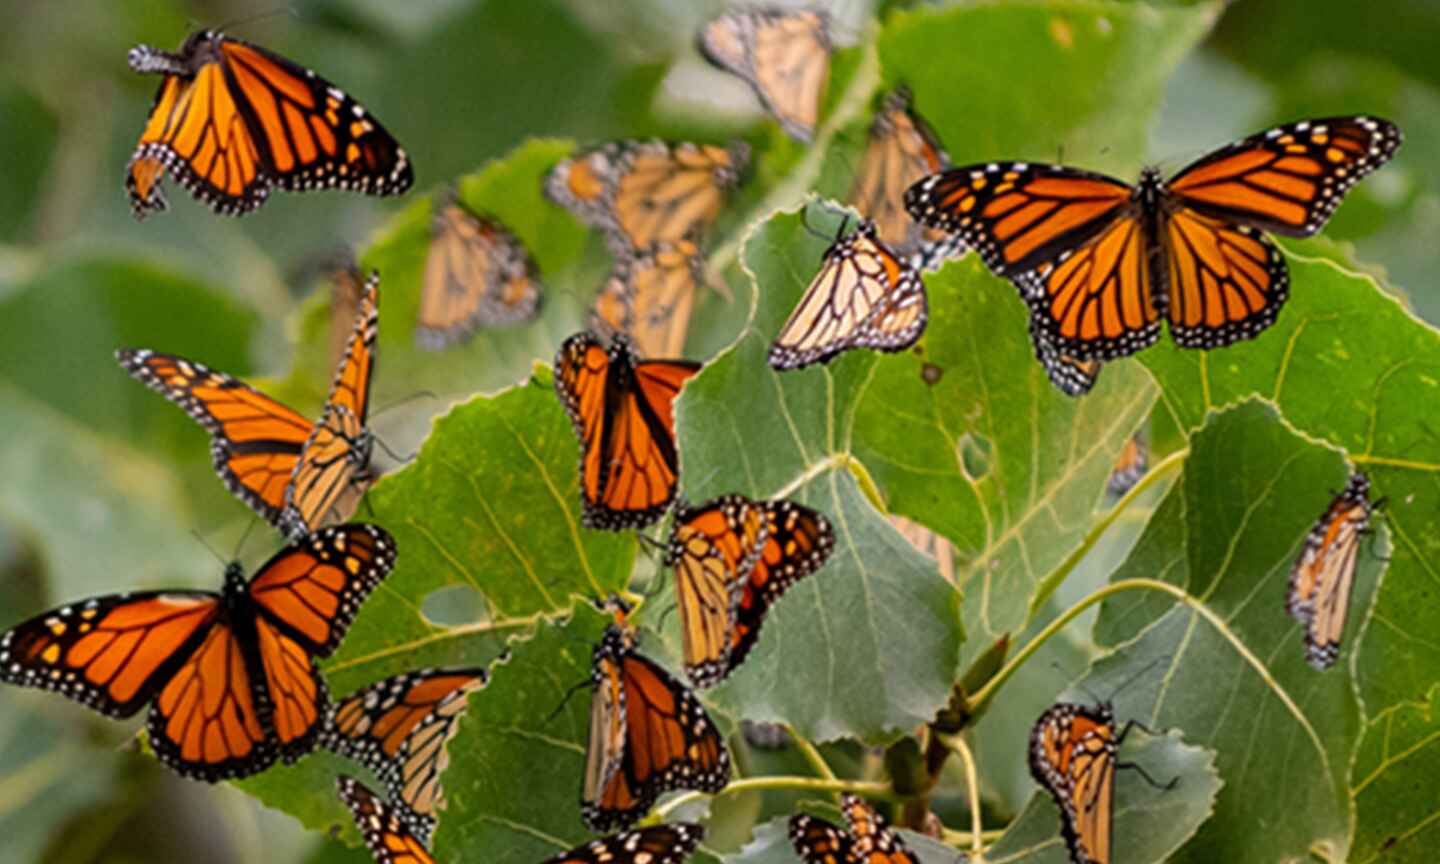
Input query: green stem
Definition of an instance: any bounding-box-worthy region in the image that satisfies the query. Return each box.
[788,725,838,782]
[1026,447,1187,620]
[934,731,984,856]
[651,777,891,821]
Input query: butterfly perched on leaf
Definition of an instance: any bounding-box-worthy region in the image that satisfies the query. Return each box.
[906,116,1402,368]
[322,666,490,846]
[544,139,749,256]
[770,216,928,371]
[118,272,381,539]
[1286,471,1377,670]
[591,239,702,359]
[846,86,964,271]
[416,194,543,349]
[0,525,395,781]
[125,30,412,219]
[1029,698,1174,864]
[698,8,832,142]
[583,610,730,831]
[553,331,701,530]
[668,494,835,687]
[789,794,918,864]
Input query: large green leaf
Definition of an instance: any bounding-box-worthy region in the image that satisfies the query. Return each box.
[1094,400,1382,862]
[1350,685,1440,862]
[1138,243,1440,717]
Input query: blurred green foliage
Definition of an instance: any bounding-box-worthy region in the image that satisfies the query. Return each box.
[1,1,1438,863]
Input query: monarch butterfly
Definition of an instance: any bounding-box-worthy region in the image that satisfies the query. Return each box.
[125,30,412,220]
[0,524,395,781]
[417,196,543,349]
[553,331,701,530]
[1286,472,1376,670]
[544,140,749,256]
[1029,700,1174,864]
[846,86,964,271]
[583,613,730,831]
[789,794,919,864]
[905,116,1402,361]
[669,494,836,686]
[697,8,832,142]
[118,272,380,536]
[338,773,706,864]
[322,667,490,846]
[1106,432,1148,498]
[769,218,927,371]
[591,240,701,359]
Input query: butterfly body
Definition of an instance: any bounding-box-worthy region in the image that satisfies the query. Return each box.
[126,31,412,219]
[906,116,1401,363]
[0,524,396,781]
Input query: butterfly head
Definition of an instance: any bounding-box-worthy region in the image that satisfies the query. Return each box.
[222,560,249,600]
[1136,166,1166,206]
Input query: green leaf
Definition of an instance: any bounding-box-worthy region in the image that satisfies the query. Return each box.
[1138,243,1440,716]
[1095,400,1378,861]
[1350,684,1440,862]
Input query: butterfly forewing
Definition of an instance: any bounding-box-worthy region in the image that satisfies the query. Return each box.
[698,9,832,142]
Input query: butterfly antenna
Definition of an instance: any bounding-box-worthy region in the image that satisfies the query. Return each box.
[1115,753,1179,791]
[545,677,592,725]
[216,6,298,34]
[1101,654,1172,707]
[373,433,416,465]
[374,390,439,418]
[190,530,228,568]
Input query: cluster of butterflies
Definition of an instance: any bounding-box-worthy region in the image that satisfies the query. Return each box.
[0,6,1404,864]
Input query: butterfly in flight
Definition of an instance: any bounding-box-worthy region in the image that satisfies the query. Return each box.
[338,772,705,864]
[0,524,395,781]
[905,116,1402,370]
[591,239,702,359]
[1030,697,1174,864]
[583,609,729,831]
[126,30,412,219]
[553,331,701,530]
[118,272,381,539]
[697,8,832,142]
[544,139,749,257]
[322,666,491,846]
[1286,471,1378,670]
[770,217,928,371]
[846,86,964,271]
[789,794,918,864]
[417,194,543,349]
[668,493,835,687]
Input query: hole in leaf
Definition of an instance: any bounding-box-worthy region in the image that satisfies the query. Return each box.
[920,362,944,386]
[957,432,992,481]
[421,584,488,627]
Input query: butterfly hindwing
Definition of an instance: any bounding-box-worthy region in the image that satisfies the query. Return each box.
[338,775,437,864]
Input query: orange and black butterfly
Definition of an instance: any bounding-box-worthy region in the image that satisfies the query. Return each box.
[668,494,835,686]
[126,30,412,220]
[591,240,702,359]
[697,8,832,142]
[0,524,395,781]
[1106,432,1147,498]
[119,273,380,538]
[906,116,1402,362]
[338,775,436,864]
[322,667,490,846]
[789,794,918,864]
[847,86,964,271]
[553,332,701,530]
[1286,472,1376,670]
[417,196,543,349]
[1029,700,1173,864]
[583,613,730,831]
[544,140,749,256]
[770,218,927,370]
